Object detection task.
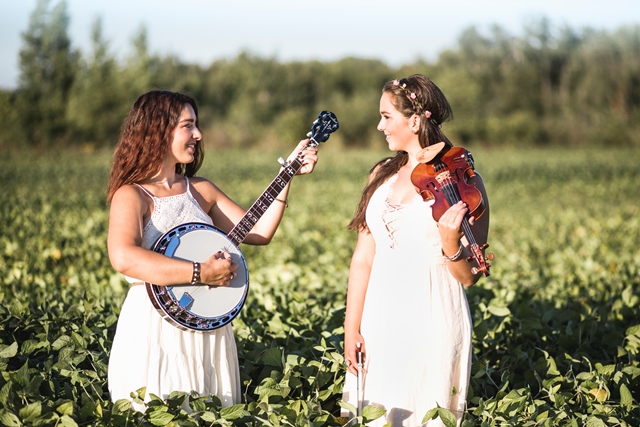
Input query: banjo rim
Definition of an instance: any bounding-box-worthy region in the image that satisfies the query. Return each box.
[145,222,249,332]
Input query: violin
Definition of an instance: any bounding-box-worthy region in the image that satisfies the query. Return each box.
[410,142,494,276]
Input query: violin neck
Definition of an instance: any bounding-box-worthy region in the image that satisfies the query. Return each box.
[439,172,480,249]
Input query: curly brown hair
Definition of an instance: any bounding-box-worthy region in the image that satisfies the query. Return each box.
[348,75,453,232]
[107,90,204,202]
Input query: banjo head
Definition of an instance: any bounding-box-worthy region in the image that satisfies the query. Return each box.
[146,222,249,332]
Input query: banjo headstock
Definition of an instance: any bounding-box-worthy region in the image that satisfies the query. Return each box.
[307,111,339,147]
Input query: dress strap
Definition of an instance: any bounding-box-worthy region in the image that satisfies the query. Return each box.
[185,177,192,195]
[133,183,156,199]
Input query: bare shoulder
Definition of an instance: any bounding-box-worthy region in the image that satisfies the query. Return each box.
[111,184,148,207]
[189,176,223,196]
[188,176,227,212]
[108,184,152,235]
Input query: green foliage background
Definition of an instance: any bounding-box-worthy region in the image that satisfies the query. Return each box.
[1,146,639,426]
[1,0,640,150]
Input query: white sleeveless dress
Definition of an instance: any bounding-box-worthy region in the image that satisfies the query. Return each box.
[108,178,241,410]
[342,174,472,427]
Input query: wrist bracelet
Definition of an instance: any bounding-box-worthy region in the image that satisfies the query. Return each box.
[191,261,201,285]
[442,245,464,262]
[275,197,289,208]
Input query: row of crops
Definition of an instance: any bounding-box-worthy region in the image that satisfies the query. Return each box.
[0,145,638,426]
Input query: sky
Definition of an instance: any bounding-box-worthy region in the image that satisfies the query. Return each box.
[1,0,638,89]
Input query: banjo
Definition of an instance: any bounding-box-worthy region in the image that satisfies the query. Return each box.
[145,111,339,332]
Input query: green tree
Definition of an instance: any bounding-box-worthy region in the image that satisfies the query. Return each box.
[118,26,156,103]
[66,18,128,147]
[15,0,78,146]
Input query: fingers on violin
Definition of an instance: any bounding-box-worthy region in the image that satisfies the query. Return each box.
[446,201,468,224]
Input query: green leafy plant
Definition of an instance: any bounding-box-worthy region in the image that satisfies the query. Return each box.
[1,147,639,426]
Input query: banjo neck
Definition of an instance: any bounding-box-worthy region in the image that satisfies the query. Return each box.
[227,110,338,246]
[226,154,304,246]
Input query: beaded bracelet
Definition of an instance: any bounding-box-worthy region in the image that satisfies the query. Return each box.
[442,245,464,262]
[191,261,201,285]
[275,198,289,208]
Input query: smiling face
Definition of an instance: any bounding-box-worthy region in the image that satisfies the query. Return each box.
[377,91,420,153]
[167,104,202,165]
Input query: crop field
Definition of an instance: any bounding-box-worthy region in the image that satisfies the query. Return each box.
[0,146,639,426]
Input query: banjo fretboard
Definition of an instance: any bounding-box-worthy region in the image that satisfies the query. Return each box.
[226,156,303,246]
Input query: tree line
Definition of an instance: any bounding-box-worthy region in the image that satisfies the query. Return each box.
[1,0,639,151]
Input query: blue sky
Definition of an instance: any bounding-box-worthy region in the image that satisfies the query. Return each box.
[1,0,638,89]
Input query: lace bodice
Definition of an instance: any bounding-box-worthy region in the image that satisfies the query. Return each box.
[367,174,443,259]
[124,177,213,283]
[136,178,212,249]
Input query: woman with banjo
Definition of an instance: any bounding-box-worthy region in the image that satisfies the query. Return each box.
[106,90,322,410]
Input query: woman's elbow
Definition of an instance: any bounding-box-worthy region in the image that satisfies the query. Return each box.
[245,234,272,246]
[108,249,132,275]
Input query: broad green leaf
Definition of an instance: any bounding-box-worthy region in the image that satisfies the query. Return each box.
[362,405,386,423]
[51,335,73,351]
[0,410,21,427]
[595,363,615,376]
[261,348,283,368]
[585,417,607,427]
[487,305,511,317]
[220,404,245,420]
[148,410,176,426]
[421,408,438,423]
[437,408,458,427]
[0,342,18,358]
[56,401,74,416]
[19,402,42,421]
[619,383,632,406]
[200,411,217,422]
[338,399,357,415]
[112,399,133,414]
[59,414,79,427]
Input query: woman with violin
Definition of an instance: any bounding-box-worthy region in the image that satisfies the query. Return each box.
[342,74,490,426]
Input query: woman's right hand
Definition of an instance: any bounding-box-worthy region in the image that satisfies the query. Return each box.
[200,251,239,286]
[344,332,366,377]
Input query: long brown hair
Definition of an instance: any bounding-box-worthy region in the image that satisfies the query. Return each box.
[107,90,204,202]
[348,75,454,232]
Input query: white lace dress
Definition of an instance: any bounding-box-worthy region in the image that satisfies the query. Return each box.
[342,174,472,427]
[108,178,241,411]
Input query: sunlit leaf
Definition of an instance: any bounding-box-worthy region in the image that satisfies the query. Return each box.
[362,405,386,423]
[148,410,176,426]
[220,404,245,420]
[0,342,18,358]
[261,348,283,368]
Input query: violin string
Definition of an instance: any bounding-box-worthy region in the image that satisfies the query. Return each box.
[440,174,478,247]
[433,157,487,273]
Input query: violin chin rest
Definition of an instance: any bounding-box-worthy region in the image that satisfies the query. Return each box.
[416,142,446,163]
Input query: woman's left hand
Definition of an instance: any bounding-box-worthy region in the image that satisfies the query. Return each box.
[286,139,319,175]
[437,200,470,250]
